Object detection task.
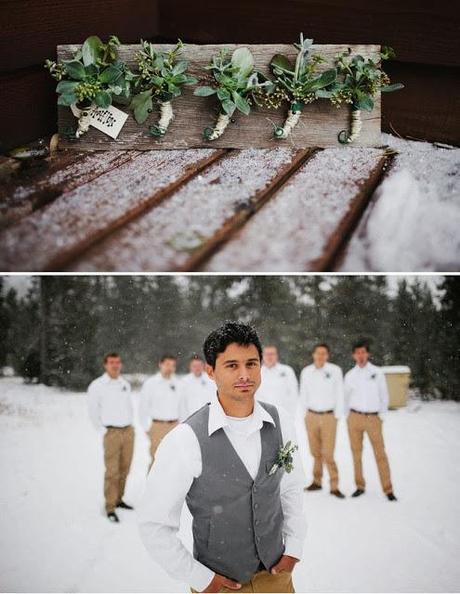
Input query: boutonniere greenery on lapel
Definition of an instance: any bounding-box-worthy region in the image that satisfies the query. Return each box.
[326,46,404,144]
[370,373,377,380]
[254,34,336,140]
[325,371,332,379]
[45,35,131,138]
[129,40,197,137]
[279,371,287,377]
[194,47,268,140]
[269,441,298,475]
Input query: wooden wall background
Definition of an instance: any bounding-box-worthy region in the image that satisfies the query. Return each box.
[1,0,459,151]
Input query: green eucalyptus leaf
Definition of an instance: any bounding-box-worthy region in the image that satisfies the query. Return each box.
[217,88,231,101]
[82,36,103,66]
[231,47,254,77]
[100,65,122,84]
[194,86,217,97]
[58,93,77,106]
[354,91,374,111]
[130,89,153,124]
[309,68,337,90]
[270,54,293,73]
[94,90,112,108]
[172,61,188,75]
[64,61,86,80]
[56,80,79,94]
[222,99,236,115]
[232,91,250,115]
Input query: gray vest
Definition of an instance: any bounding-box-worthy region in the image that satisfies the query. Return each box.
[184,401,285,583]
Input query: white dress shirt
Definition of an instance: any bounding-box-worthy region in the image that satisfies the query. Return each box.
[255,363,299,415]
[299,362,344,418]
[87,373,133,434]
[138,397,307,592]
[139,373,181,430]
[344,362,389,416]
[179,372,216,421]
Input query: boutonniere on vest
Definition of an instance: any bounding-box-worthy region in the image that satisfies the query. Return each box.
[269,441,298,475]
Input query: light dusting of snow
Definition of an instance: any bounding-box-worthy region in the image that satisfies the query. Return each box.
[0,150,216,271]
[340,133,460,271]
[70,148,297,272]
[1,377,460,592]
[204,147,384,271]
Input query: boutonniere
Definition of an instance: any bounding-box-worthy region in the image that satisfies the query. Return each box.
[194,47,269,140]
[279,371,287,378]
[269,441,298,475]
[370,373,377,380]
[129,39,197,137]
[45,35,131,139]
[122,385,128,391]
[170,384,176,391]
[325,372,331,379]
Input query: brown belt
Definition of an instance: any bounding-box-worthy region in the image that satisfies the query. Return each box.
[105,424,132,429]
[308,408,334,414]
[152,419,178,423]
[350,409,379,415]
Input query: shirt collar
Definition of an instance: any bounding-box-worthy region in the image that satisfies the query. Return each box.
[208,396,276,437]
[355,362,373,373]
[102,372,122,383]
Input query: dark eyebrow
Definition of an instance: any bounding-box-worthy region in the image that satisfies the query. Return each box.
[223,359,239,364]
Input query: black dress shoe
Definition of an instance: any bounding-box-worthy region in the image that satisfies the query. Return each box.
[304,483,322,491]
[117,500,134,510]
[330,489,346,499]
[351,489,365,497]
[107,511,120,522]
[387,492,397,501]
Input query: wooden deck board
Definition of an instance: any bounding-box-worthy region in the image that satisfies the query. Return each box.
[0,150,138,228]
[202,147,388,271]
[0,149,222,271]
[67,147,313,272]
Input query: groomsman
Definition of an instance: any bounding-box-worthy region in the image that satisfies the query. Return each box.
[256,345,299,415]
[344,340,397,501]
[87,352,134,523]
[300,343,345,499]
[138,321,306,593]
[139,354,181,469]
[179,354,216,421]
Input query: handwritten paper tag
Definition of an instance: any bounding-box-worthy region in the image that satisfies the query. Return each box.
[70,104,129,139]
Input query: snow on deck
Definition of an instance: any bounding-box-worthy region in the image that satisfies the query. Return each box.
[1,377,459,592]
[340,133,460,271]
[0,149,218,271]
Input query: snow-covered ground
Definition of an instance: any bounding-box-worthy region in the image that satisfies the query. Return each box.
[1,377,460,592]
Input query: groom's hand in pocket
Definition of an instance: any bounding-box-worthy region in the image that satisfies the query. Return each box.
[202,573,242,592]
[270,554,299,574]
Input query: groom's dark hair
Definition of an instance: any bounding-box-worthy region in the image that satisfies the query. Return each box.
[203,321,263,368]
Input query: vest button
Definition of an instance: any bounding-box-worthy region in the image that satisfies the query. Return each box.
[255,520,259,525]
[253,486,257,493]
[254,503,259,509]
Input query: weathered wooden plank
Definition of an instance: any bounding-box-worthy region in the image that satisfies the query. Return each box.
[67,147,312,271]
[202,147,388,271]
[0,151,137,228]
[0,149,221,271]
[57,43,381,150]
[338,133,460,271]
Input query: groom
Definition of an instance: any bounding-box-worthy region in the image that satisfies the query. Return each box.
[138,321,306,593]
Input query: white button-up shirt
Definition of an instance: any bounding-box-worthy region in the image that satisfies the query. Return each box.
[255,363,299,414]
[87,372,133,434]
[139,373,181,430]
[299,362,344,418]
[179,372,216,421]
[138,397,307,592]
[344,362,389,416]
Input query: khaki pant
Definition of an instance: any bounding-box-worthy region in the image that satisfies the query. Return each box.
[148,420,178,469]
[103,426,134,513]
[347,411,393,494]
[305,411,339,490]
[191,569,295,593]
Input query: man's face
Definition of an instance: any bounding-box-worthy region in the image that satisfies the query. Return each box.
[353,347,369,367]
[313,346,329,367]
[104,356,122,378]
[190,358,205,376]
[263,346,278,368]
[207,343,261,402]
[159,358,176,377]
